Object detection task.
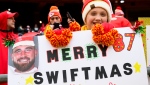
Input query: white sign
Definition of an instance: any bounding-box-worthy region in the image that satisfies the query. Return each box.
[146,25,150,66]
[146,25,150,85]
[8,27,148,85]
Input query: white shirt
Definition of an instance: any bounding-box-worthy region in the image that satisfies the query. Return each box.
[9,65,38,75]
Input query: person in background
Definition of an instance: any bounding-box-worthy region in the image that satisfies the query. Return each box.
[26,25,31,33]
[45,6,63,30]
[39,23,45,33]
[18,25,24,36]
[34,24,39,32]
[115,6,124,17]
[44,5,80,32]
[0,10,19,85]
[44,5,80,48]
[110,6,132,28]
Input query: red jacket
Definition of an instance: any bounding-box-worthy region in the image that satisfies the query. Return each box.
[110,16,132,28]
[39,23,45,32]
[0,11,17,85]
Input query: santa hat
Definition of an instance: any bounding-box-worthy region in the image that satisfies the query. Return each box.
[115,6,124,16]
[48,6,62,22]
[82,0,112,23]
[13,32,39,49]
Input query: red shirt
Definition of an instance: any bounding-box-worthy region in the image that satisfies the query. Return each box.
[110,16,132,28]
[0,11,18,85]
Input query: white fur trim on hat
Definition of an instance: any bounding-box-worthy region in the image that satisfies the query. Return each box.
[108,0,113,14]
[115,9,124,15]
[13,41,35,49]
[50,9,59,12]
[82,0,111,23]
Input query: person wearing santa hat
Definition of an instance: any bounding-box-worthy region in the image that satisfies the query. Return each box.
[80,0,119,46]
[39,23,45,33]
[81,0,114,30]
[110,6,132,28]
[10,32,39,74]
[0,10,18,85]
[115,6,124,17]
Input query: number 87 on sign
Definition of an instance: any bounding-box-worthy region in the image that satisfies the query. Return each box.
[113,33,135,52]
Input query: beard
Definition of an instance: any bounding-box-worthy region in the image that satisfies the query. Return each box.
[13,57,35,72]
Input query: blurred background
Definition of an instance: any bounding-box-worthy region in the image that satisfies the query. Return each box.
[0,0,150,33]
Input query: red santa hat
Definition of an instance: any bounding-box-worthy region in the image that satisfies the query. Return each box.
[13,32,39,49]
[82,0,112,23]
[115,6,124,16]
[48,6,62,22]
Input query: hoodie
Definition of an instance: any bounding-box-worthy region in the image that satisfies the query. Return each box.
[0,11,18,85]
[110,16,132,28]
